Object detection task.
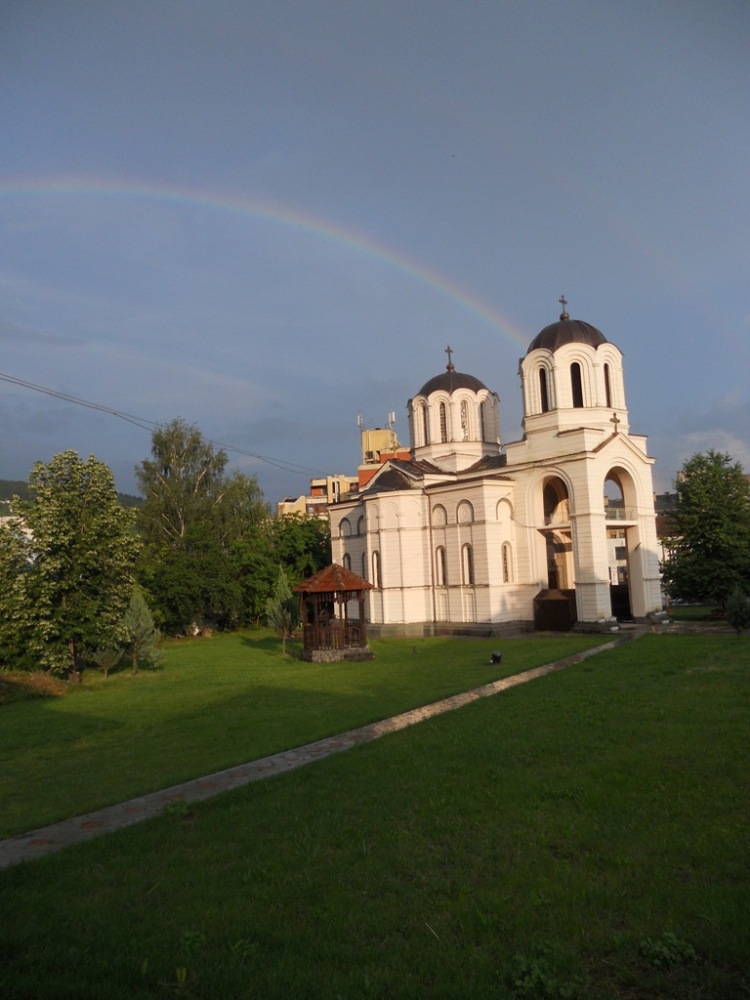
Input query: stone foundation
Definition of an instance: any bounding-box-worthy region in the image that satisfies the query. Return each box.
[301,646,374,663]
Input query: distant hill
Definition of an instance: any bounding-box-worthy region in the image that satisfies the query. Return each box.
[0,480,143,509]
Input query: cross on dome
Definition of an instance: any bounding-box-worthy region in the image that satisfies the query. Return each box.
[445,345,455,372]
[558,294,569,320]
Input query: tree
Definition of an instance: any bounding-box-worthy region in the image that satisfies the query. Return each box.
[136,418,231,548]
[661,450,750,606]
[91,646,123,679]
[271,514,331,581]
[123,586,163,673]
[0,452,140,675]
[265,567,300,656]
[725,586,750,637]
[0,516,36,670]
[135,419,267,632]
[136,418,266,550]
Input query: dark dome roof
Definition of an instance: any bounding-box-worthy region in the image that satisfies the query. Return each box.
[527,312,608,354]
[417,368,488,397]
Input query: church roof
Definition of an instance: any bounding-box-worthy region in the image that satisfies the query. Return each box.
[415,348,488,397]
[463,453,509,473]
[416,369,489,397]
[360,458,444,495]
[526,307,608,354]
[294,563,373,594]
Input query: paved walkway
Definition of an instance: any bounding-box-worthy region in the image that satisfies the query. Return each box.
[0,634,636,870]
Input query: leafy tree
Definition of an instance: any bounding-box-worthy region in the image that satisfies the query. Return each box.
[265,567,300,655]
[136,418,230,548]
[135,419,267,631]
[136,418,266,550]
[0,516,36,670]
[230,526,277,625]
[229,517,331,628]
[0,452,140,675]
[661,450,750,606]
[271,514,331,581]
[123,586,163,673]
[725,586,750,637]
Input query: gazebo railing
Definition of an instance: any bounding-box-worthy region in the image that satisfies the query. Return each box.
[302,621,365,651]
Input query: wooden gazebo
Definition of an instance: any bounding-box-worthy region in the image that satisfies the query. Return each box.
[294,563,374,662]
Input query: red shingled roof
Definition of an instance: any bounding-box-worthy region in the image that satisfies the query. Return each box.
[294,563,373,594]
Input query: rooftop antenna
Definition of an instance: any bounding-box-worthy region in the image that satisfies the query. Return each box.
[388,410,396,429]
[356,413,364,430]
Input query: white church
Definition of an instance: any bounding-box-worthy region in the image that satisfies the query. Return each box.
[329,304,664,634]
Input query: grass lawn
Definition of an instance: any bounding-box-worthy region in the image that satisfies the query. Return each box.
[667,605,724,623]
[1,633,748,999]
[0,630,602,837]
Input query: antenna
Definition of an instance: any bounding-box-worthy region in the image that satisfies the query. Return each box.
[356,413,364,430]
[388,410,396,429]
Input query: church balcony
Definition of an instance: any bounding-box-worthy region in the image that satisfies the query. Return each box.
[604,507,638,523]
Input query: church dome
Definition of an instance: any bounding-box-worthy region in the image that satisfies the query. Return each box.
[417,368,488,397]
[417,349,488,397]
[526,307,607,355]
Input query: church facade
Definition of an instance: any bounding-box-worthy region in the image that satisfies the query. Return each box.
[329,308,663,633]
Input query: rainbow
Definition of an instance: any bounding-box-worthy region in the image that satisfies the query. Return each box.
[0,175,530,349]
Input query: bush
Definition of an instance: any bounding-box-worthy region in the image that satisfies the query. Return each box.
[725,586,750,636]
[0,671,68,705]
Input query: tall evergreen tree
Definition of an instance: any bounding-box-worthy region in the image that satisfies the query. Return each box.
[123,586,163,674]
[265,567,300,656]
[661,450,750,606]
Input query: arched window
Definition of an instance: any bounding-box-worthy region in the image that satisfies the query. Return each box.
[432,504,447,526]
[457,500,474,524]
[343,553,351,571]
[361,553,367,579]
[539,367,549,412]
[372,550,382,588]
[439,402,448,443]
[604,363,612,408]
[435,546,447,586]
[502,542,513,583]
[357,516,365,536]
[340,518,352,537]
[460,399,470,440]
[571,362,584,408]
[462,543,475,585]
[422,403,430,445]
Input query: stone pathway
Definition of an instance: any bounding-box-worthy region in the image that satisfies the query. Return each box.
[0,635,630,870]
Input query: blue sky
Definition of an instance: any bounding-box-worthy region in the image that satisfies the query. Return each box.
[1,1,748,502]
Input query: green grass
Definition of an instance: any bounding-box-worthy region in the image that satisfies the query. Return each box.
[0,630,602,837]
[667,604,722,622]
[1,633,748,999]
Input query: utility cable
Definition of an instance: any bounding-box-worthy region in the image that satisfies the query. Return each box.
[0,371,322,478]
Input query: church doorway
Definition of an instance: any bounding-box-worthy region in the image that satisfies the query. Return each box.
[542,477,573,590]
[604,472,633,620]
[535,476,577,629]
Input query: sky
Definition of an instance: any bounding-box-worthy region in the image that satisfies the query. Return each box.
[1,1,749,504]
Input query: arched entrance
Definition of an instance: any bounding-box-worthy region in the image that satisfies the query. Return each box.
[534,476,577,630]
[542,478,573,590]
[604,470,637,621]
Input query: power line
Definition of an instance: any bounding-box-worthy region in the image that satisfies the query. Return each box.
[0,371,322,478]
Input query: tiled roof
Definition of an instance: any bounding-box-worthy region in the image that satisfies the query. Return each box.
[294,563,373,594]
